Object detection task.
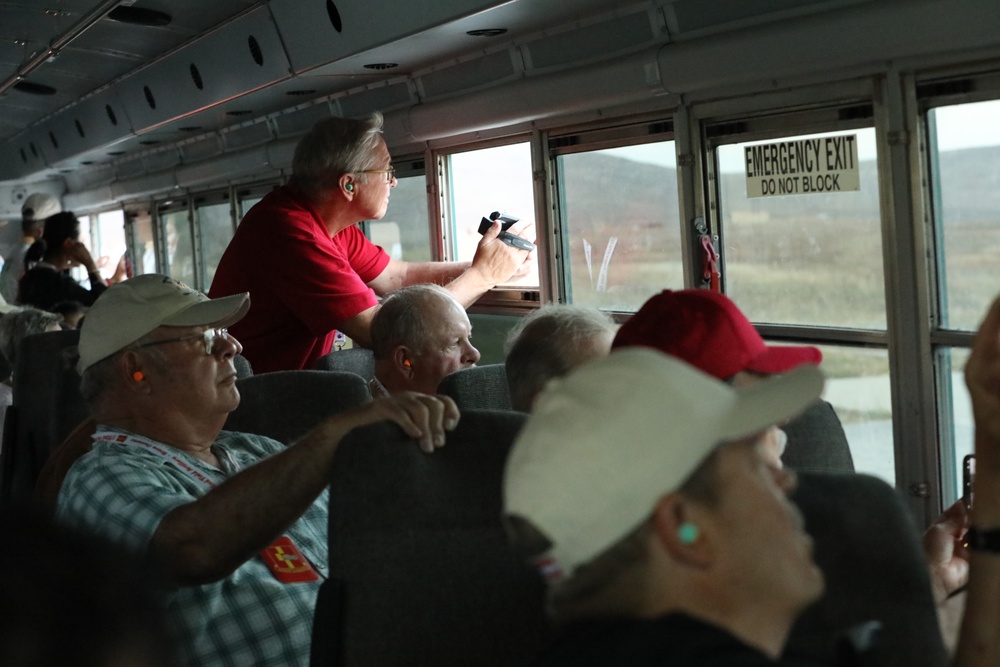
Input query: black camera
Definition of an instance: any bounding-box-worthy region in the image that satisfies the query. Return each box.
[478,211,535,252]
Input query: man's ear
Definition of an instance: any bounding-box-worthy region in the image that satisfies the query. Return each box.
[338,174,355,197]
[120,351,152,395]
[391,346,415,377]
[650,493,713,568]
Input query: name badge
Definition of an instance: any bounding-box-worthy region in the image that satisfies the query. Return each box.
[260,536,320,583]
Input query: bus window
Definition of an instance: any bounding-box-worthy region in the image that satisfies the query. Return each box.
[716,129,885,329]
[711,121,894,486]
[941,347,973,499]
[814,344,894,484]
[369,170,431,262]
[928,99,1000,331]
[555,142,682,311]
[157,203,196,289]
[444,142,538,287]
[126,208,157,277]
[238,197,262,219]
[195,194,235,290]
[92,210,127,282]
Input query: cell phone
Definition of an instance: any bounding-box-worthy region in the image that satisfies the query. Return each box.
[478,211,536,252]
[963,454,976,509]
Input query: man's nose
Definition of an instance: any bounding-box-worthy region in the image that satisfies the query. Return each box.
[216,331,243,357]
[465,342,481,365]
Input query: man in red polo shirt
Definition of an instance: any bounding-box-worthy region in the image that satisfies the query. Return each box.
[210,112,530,372]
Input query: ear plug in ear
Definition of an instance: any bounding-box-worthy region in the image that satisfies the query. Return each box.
[133,371,144,382]
[677,522,699,545]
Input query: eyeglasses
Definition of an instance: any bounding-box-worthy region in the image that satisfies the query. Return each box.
[132,328,230,356]
[356,166,395,183]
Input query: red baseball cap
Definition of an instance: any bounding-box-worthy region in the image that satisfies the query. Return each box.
[612,289,821,380]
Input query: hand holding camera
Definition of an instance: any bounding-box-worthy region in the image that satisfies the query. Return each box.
[478,212,536,252]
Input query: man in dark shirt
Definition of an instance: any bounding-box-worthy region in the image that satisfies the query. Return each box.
[503,298,1000,665]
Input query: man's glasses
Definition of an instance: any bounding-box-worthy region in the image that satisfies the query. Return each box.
[356,166,395,183]
[132,328,230,356]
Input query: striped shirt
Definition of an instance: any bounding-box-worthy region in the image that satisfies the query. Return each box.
[57,427,329,667]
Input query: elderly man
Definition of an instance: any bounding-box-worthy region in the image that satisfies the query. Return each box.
[57,274,458,667]
[613,289,822,467]
[504,305,617,412]
[209,112,531,373]
[504,308,1000,665]
[369,283,480,397]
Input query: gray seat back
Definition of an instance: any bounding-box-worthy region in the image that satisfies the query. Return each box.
[313,409,549,666]
[436,363,512,411]
[225,370,371,444]
[787,472,946,666]
[233,354,253,379]
[781,400,855,473]
[1,329,85,506]
[313,348,375,379]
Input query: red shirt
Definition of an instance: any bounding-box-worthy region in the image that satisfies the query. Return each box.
[209,185,389,372]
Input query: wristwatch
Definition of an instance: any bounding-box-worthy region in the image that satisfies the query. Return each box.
[965,526,1000,552]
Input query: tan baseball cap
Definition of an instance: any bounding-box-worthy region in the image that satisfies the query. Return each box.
[503,347,824,582]
[77,274,249,374]
[21,193,62,221]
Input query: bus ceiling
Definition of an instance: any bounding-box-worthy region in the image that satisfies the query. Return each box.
[0,0,997,202]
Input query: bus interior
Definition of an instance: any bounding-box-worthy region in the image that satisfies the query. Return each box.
[1,0,1000,528]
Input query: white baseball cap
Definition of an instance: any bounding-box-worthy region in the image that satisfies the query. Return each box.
[21,193,62,221]
[503,347,824,582]
[77,274,249,374]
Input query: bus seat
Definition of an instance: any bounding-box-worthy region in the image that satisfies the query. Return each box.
[0,329,86,507]
[314,348,375,380]
[35,417,96,515]
[234,353,253,378]
[781,400,855,474]
[436,363,512,411]
[312,409,550,667]
[34,371,372,516]
[224,370,372,444]
[786,472,946,667]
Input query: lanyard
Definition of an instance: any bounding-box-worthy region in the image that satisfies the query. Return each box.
[94,428,224,488]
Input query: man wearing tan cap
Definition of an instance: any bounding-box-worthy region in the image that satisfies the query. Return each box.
[503,299,1000,665]
[58,274,458,667]
[1,192,62,303]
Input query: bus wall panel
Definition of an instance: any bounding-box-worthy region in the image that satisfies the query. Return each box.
[268,0,509,75]
[419,51,518,99]
[654,0,1000,95]
[114,7,290,134]
[336,82,415,119]
[522,10,658,72]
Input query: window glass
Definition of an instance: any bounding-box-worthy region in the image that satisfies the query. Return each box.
[929,100,1000,330]
[717,129,885,328]
[93,209,126,281]
[446,142,538,287]
[159,207,196,288]
[556,142,682,310]
[238,196,262,220]
[196,200,234,289]
[813,343,894,485]
[370,174,431,261]
[126,210,157,276]
[943,347,973,501]
[71,214,94,285]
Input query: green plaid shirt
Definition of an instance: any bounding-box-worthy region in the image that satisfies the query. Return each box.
[57,428,329,667]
